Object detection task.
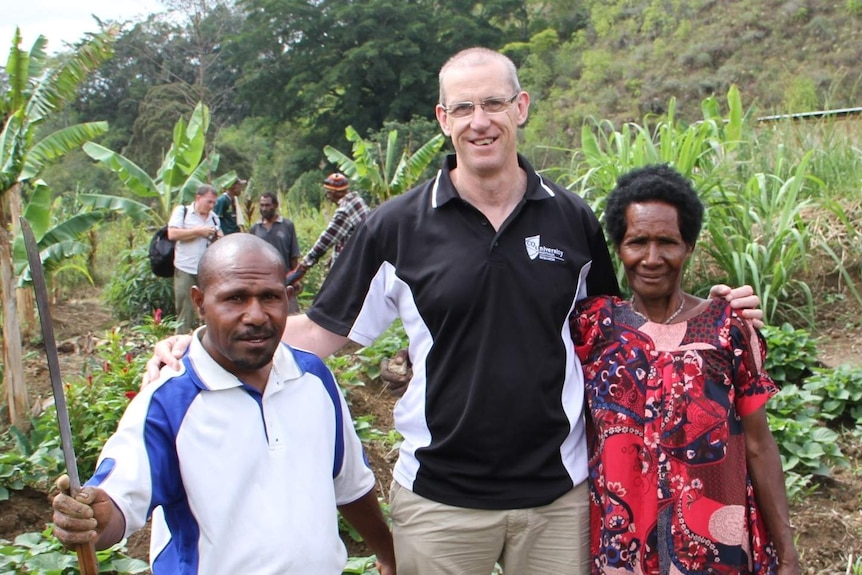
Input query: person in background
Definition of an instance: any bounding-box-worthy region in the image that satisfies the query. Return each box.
[572,165,800,574]
[167,184,221,334]
[51,234,396,575]
[249,191,302,313]
[146,48,761,575]
[289,172,370,283]
[214,177,246,235]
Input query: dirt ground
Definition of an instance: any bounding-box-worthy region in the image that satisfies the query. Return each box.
[1,286,861,574]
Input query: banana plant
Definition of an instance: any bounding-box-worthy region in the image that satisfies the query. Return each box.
[0,28,115,426]
[324,125,445,204]
[81,102,236,226]
[12,182,104,286]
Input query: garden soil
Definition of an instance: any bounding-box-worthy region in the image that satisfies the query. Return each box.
[1,285,861,574]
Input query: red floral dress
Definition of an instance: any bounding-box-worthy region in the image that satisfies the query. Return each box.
[572,296,779,575]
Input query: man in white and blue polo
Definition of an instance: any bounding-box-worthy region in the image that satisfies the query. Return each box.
[51,234,395,575]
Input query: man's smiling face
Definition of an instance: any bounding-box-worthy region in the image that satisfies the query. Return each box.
[435,58,528,179]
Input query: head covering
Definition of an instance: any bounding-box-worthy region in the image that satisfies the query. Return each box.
[323,172,349,191]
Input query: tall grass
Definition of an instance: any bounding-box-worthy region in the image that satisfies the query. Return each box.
[550,86,862,327]
[699,156,816,327]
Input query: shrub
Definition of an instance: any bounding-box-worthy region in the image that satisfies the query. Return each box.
[0,527,147,574]
[761,323,819,387]
[801,364,862,425]
[767,385,846,500]
[103,247,175,322]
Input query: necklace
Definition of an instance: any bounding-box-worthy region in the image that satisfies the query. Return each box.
[631,294,686,324]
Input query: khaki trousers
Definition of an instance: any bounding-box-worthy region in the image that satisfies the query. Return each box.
[389,480,590,575]
[173,268,198,334]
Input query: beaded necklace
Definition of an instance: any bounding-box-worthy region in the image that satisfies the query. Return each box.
[631,294,686,324]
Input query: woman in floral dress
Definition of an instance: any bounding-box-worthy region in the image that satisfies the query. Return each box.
[572,165,800,575]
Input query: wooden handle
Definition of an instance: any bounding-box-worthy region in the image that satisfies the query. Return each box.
[76,541,100,575]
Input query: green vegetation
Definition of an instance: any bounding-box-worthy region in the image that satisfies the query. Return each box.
[0,528,148,575]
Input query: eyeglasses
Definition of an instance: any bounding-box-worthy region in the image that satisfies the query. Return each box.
[442,94,519,119]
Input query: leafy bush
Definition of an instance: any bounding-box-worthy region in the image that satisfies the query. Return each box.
[103,247,175,322]
[0,313,174,498]
[761,323,819,387]
[0,422,63,500]
[801,364,862,425]
[65,338,146,476]
[0,527,147,574]
[767,385,846,500]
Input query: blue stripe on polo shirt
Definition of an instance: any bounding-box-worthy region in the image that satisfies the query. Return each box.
[290,346,345,478]
[144,357,205,574]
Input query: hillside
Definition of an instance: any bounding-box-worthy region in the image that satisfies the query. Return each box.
[522,0,862,153]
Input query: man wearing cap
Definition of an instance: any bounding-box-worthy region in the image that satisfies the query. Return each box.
[214,177,247,235]
[291,173,370,282]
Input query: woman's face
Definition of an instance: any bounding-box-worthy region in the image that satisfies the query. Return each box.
[617,201,694,301]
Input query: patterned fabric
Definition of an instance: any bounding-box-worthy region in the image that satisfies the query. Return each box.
[302,191,370,268]
[572,296,779,575]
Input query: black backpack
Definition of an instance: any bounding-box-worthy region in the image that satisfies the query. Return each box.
[148,206,187,277]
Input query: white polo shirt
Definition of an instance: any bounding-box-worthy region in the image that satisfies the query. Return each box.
[85,333,374,575]
[168,204,219,275]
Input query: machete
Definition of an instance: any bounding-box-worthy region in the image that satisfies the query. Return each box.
[19,217,100,575]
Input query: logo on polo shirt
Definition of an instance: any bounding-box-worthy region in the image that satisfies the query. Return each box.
[525,235,565,262]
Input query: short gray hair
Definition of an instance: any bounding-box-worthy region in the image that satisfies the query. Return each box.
[196,184,217,197]
[438,47,521,104]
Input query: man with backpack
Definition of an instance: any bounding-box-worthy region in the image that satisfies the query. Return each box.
[168,184,222,333]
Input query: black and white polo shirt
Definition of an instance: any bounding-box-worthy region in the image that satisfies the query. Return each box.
[308,154,619,510]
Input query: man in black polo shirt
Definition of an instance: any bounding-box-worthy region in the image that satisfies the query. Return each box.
[148,47,761,575]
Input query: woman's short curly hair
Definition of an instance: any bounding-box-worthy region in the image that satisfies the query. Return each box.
[603,164,705,247]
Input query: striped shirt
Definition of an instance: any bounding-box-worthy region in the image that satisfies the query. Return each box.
[302,191,370,268]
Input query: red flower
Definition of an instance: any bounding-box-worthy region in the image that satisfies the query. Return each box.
[125,391,137,401]
[87,374,93,386]
[125,353,133,363]
[104,361,111,372]
[153,309,163,325]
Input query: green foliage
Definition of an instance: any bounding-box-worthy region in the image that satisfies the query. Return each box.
[767,385,846,501]
[761,323,819,387]
[102,247,176,321]
[0,527,148,574]
[326,322,409,387]
[561,87,746,290]
[290,206,332,306]
[781,76,820,113]
[12,184,103,287]
[0,311,174,500]
[1,28,114,192]
[847,0,862,16]
[231,0,518,178]
[64,326,163,475]
[702,155,818,326]
[342,555,381,575]
[801,365,862,425]
[0,421,63,500]
[324,125,445,205]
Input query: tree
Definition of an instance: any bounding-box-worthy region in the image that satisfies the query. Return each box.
[73,2,246,176]
[230,0,525,179]
[0,28,115,425]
